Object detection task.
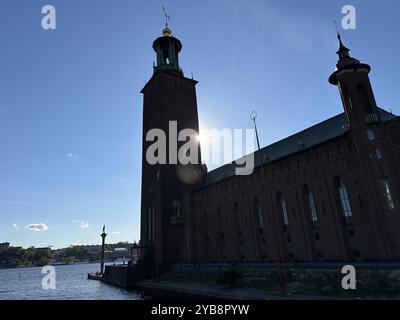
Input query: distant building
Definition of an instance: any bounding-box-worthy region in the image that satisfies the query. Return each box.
[0,242,10,252]
[89,247,134,262]
[140,25,400,263]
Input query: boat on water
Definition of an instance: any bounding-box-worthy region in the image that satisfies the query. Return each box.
[113,257,130,264]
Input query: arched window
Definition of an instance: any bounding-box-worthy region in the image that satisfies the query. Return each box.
[277,192,289,227]
[369,145,383,159]
[382,180,395,210]
[304,186,318,223]
[367,130,375,141]
[253,198,264,228]
[335,178,353,218]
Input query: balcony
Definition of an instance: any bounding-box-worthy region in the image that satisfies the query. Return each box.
[364,113,380,125]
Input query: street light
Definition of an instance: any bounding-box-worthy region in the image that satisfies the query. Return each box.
[250,110,286,296]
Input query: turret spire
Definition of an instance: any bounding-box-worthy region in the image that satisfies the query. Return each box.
[162,6,172,37]
[334,31,360,69]
[152,9,183,76]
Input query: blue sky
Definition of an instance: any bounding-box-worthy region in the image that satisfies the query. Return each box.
[1,0,399,249]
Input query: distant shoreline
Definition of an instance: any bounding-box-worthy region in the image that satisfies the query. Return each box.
[0,261,101,271]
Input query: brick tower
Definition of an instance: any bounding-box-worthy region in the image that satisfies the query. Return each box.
[140,24,202,265]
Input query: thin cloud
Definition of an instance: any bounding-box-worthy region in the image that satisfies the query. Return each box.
[80,221,89,230]
[66,153,85,164]
[111,231,121,235]
[26,223,49,232]
[72,220,90,230]
[12,223,20,231]
[66,152,80,160]
[0,200,34,207]
[112,176,126,184]
[243,2,336,55]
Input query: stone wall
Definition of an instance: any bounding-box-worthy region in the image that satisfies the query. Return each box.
[169,263,400,292]
[102,265,144,289]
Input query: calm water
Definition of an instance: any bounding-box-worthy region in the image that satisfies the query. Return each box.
[0,263,144,300]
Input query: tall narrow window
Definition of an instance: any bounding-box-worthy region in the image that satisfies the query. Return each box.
[376,147,383,159]
[338,182,352,217]
[281,197,289,226]
[382,180,395,210]
[304,187,318,223]
[254,198,264,228]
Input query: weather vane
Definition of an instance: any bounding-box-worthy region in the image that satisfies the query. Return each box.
[162,6,171,28]
[333,19,341,38]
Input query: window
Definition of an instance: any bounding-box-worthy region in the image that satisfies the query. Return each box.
[305,187,318,223]
[382,180,395,210]
[338,182,353,217]
[376,148,382,159]
[277,192,289,227]
[258,207,264,228]
[367,130,375,141]
[281,198,289,226]
[369,147,383,159]
[254,198,264,228]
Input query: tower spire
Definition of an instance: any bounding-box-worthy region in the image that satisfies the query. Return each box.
[152,8,183,75]
[332,28,360,70]
[162,6,172,37]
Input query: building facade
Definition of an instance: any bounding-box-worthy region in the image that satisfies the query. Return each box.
[140,27,400,264]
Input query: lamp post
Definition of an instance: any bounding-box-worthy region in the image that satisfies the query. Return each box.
[100,225,107,275]
[250,111,286,296]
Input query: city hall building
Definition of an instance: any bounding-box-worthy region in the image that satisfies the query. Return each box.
[140,25,400,265]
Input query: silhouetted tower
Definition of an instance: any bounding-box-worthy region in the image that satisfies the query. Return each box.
[140,21,202,265]
[329,34,394,260]
[100,225,107,274]
[329,33,380,127]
